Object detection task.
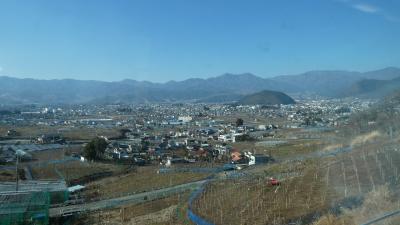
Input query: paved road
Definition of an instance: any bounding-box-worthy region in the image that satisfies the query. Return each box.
[49,179,206,217]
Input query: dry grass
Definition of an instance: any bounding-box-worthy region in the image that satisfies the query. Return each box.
[61,127,120,140]
[231,141,257,152]
[83,165,210,200]
[0,125,120,140]
[193,160,336,225]
[29,149,67,162]
[0,126,10,136]
[312,214,352,225]
[30,165,60,179]
[190,132,400,225]
[56,161,126,181]
[343,185,400,225]
[265,139,325,159]
[0,125,55,138]
[30,160,127,182]
[71,192,191,225]
[0,170,16,182]
[313,185,400,225]
[231,138,326,160]
[350,131,382,147]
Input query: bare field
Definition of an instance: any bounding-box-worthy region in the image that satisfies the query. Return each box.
[214,112,287,127]
[30,165,60,180]
[0,170,17,182]
[83,165,210,200]
[0,125,120,140]
[30,161,127,182]
[0,125,55,138]
[0,126,10,136]
[30,149,67,162]
[231,136,329,160]
[56,161,127,182]
[61,127,120,140]
[261,139,326,159]
[70,192,191,225]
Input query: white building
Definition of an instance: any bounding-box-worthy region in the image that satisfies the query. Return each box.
[178,116,192,123]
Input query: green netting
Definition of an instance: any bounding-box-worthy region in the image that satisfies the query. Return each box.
[50,190,69,204]
[0,191,50,225]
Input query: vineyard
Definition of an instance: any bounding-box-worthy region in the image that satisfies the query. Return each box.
[192,134,400,225]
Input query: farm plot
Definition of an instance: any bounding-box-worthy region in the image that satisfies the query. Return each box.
[193,160,337,225]
[65,192,191,225]
[191,140,400,225]
[83,166,210,201]
[30,160,127,183]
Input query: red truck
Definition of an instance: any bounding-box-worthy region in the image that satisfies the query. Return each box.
[268,177,280,186]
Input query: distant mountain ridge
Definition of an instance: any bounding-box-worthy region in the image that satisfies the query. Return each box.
[271,67,400,96]
[343,76,400,98]
[0,67,399,104]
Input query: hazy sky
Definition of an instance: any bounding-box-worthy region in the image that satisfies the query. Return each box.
[0,0,399,82]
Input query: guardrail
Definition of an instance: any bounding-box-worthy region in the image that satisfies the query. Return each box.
[360,209,400,225]
[159,167,223,174]
[49,180,204,217]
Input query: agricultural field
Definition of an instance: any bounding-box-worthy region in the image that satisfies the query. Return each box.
[30,148,68,162]
[193,159,332,225]
[30,160,128,183]
[83,165,210,201]
[0,169,17,182]
[191,132,400,225]
[69,192,191,225]
[0,125,120,140]
[255,139,326,159]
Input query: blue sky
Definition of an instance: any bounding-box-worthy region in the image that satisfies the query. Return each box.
[0,0,399,82]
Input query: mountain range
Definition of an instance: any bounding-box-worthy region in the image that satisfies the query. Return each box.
[0,67,399,104]
[344,76,400,98]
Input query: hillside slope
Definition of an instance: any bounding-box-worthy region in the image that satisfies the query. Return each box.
[343,77,400,98]
[238,90,295,105]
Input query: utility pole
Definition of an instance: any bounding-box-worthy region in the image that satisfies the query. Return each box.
[15,153,19,192]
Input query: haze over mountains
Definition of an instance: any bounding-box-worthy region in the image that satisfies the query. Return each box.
[0,67,399,104]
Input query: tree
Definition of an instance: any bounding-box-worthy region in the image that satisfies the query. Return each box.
[304,117,312,126]
[236,118,244,127]
[235,134,255,142]
[84,137,108,160]
[118,128,131,139]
